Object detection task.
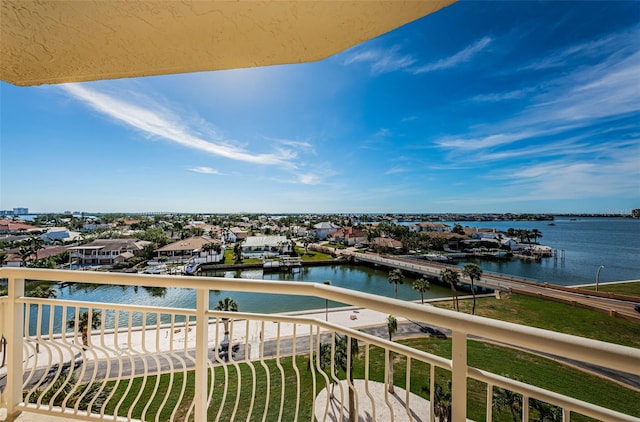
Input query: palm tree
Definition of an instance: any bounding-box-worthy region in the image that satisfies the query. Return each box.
[531,229,542,244]
[531,398,562,422]
[319,334,359,422]
[386,315,397,394]
[462,263,483,315]
[67,310,101,348]
[434,382,452,422]
[493,385,522,422]
[412,277,430,304]
[388,268,404,299]
[18,245,34,267]
[214,296,238,336]
[440,268,460,311]
[29,235,44,260]
[233,242,243,264]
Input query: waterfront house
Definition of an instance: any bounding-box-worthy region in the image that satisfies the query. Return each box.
[0,219,41,235]
[225,227,249,243]
[155,236,223,263]
[313,221,340,240]
[372,236,403,251]
[39,227,81,244]
[69,238,150,265]
[327,227,367,246]
[242,235,291,258]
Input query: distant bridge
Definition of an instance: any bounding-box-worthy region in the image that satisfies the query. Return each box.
[345,251,640,322]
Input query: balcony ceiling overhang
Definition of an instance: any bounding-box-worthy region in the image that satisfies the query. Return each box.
[0,0,454,87]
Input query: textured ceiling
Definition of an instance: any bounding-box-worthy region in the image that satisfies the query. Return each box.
[0,1,454,86]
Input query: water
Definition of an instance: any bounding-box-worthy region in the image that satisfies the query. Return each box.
[23,216,640,333]
[29,264,452,334]
[445,217,640,286]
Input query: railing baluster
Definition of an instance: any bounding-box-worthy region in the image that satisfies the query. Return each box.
[195,288,209,421]
[6,276,24,419]
[405,357,412,421]
[363,343,376,420]
[487,383,494,421]
[451,329,468,421]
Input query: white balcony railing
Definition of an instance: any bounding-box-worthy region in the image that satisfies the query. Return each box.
[0,268,638,421]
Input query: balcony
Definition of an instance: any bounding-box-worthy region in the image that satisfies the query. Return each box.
[0,267,638,421]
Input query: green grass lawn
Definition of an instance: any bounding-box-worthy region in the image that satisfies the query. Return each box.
[91,333,639,421]
[434,293,640,348]
[579,281,640,297]
[42,292,640,421]
[295,246,334,261]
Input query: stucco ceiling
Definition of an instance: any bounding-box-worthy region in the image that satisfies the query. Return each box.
[0,1,454,86]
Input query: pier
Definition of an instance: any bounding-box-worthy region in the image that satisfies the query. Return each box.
[263,256,302,273]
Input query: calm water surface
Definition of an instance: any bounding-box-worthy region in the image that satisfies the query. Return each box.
[446,217,639,285]
[26,217,639,332]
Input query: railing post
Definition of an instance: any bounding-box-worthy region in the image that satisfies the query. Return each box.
[195,288,209,421]
[6,276,24,420]
[451,329,467,422]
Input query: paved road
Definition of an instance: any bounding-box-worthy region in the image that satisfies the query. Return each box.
[344,251,640,322]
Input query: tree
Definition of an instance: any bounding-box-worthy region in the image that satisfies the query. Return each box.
[233,242,243,264]
[18,245,34,267]
[388,268,404,299]
[531,398,562,422]
[142,242,158,260]
[452,224,465,235]
[319,334,359,422]
[493,385,522,422]
[434,382,452,422]
[0,252,7,267]
[462,263,483,315]
[440,268,460,311]
[531,229,542,244]
[412,277,430,304]
[28,235,44,260]
[214,297,238,336]
[386,315,397,394]
[67,310,101,348]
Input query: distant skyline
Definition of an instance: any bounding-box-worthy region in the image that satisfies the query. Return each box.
[1,1,639,214]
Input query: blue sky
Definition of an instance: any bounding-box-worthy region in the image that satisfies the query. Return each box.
[1,1,639,214]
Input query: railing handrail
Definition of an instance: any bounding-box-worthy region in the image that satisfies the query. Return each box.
[2,267,637,376]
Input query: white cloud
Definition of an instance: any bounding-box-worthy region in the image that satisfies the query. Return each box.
[384,166,407,175]
[343,46,416,75]
[413,36,493,74]
[61,84,298,168]
[189,167,220,175]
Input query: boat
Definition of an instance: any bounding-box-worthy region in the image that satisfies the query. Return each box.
[139,264,168,275]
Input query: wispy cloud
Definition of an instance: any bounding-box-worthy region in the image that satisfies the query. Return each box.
[343,37,493,76]
[413,36,493,74]
[429,27,640,203]
[434,29,640,162]
[384,166,408,175]
[189,166,221,175]
[266,137,317,156]
[470,87,537,103]
[343,45,416,75]
[61,84,298,167]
